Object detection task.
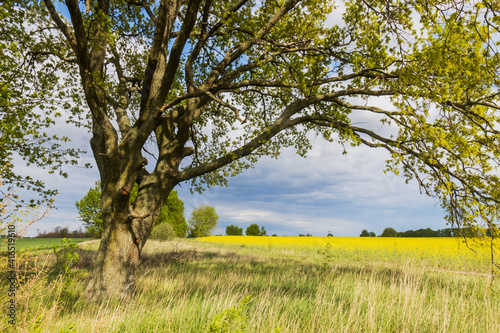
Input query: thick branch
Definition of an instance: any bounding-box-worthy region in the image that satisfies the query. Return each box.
[159,0,203,101]
[110,45,132,136]
[140,0,180,118]
[43,0,78,51]
[64,0,90,68]
[177,87,395,182]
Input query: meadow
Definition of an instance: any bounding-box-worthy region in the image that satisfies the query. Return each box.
[1,236,499,332]
[1,238,91,252]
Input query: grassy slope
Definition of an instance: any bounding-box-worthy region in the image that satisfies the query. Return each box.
[2,238,499,332]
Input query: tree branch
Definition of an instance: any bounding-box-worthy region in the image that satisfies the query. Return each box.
[43,0,78,51]
[202,0,302,88]
[185,0,251,91]
[140,0,180,119]
[126,0,158,25]
[63,0,90,68]
[159,0,203,102]
[203,91,246,123]
[109,44,132,136]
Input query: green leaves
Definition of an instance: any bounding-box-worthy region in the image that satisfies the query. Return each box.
[0,0,84,206]
[188,205,219,238]
[206,295,251,333]
[75,181,103,238]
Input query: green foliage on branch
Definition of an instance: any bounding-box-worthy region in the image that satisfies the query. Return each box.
[0,1,84,208]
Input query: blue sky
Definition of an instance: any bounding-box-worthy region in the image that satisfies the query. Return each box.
[14,112,448,237]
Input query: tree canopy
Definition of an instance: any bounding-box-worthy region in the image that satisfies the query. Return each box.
[245,223,266,236]
[3,0,500,294]
[226,224,243,236]
[381,227,398,237]
[188,205,218,237]
[0,0,84,208]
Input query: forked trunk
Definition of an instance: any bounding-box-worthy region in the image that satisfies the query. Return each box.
[88,182,171,296]
[88,205,143,296]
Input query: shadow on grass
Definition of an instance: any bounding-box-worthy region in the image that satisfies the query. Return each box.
[71,243,490,304]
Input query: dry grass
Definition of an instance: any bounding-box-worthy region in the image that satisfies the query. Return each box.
[1,237,499,332]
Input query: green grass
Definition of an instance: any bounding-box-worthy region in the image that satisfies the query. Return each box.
[1,237,91,253]
[1,238,499,332]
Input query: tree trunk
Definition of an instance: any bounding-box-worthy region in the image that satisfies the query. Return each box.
[91,216,141,296]
[88,178,173,296]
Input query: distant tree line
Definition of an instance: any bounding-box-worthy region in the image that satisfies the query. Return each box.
[36,226,89,238]
[360,230,377,237]
[362,227,497,237]
[226,224,267,236]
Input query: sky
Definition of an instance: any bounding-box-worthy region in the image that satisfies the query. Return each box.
[10,109,448,238]
[5,2,449,238]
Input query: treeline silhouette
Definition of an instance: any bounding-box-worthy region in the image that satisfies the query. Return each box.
[396,228,498,237]
[36,226,89,238]
[396,228,453,237]
[363,227,498,237]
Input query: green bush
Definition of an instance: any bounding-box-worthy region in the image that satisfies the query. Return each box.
[150,223,176,241]
[206,295,251,333]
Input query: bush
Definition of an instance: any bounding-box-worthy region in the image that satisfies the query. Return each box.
[206,295,251,333]
[150,223,176,241]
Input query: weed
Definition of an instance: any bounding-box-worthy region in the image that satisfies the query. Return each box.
[206,295,251,333]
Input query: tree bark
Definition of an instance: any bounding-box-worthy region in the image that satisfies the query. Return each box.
[88,177,175,296]
[91,213,141,295]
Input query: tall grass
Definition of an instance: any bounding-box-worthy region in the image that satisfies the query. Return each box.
[1,238,499,332]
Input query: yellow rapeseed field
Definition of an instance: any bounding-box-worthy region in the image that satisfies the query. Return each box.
[198,235,499,271]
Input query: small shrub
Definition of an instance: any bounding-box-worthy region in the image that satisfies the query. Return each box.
[52,238,79,275]
[150,223,176,241]
[51,238,85,303]
[319,242,334,259]
[206,295,251,333]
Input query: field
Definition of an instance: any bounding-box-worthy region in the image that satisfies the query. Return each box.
[1,238,91,253]
[1,236,499,332]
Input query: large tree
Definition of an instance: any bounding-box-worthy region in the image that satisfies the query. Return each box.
[4,0,500,295]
